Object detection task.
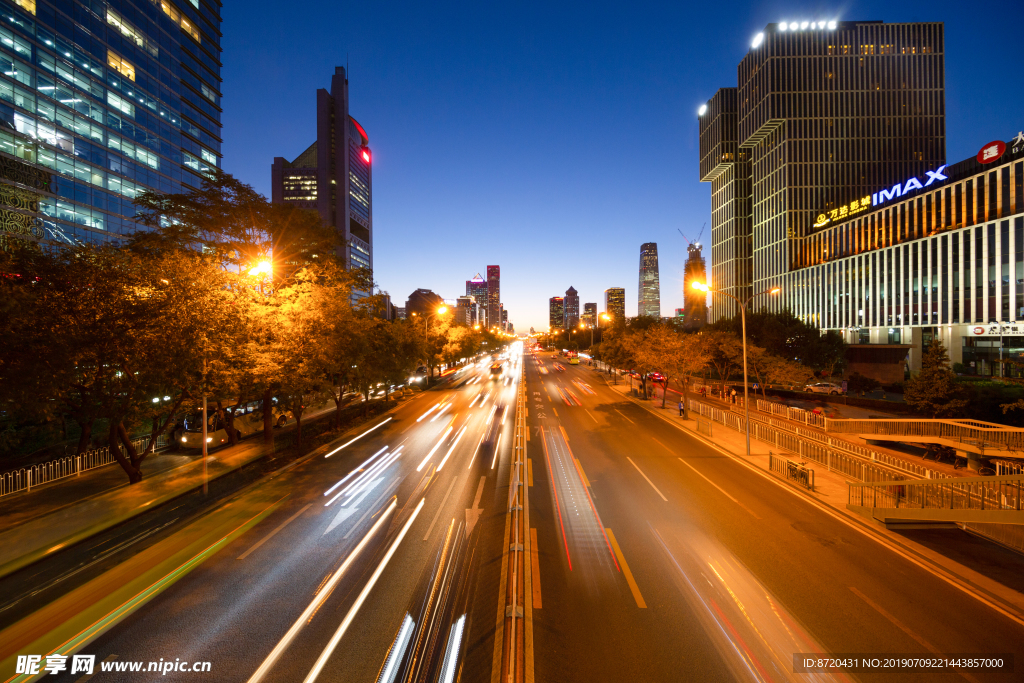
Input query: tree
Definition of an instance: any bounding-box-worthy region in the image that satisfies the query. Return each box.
[708,308,847,376]
[627,325,710,411]
[903,340,971,418]
[704,330,744,395]
[746,346,816,399]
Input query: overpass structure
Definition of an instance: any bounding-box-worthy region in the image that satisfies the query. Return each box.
[847,473,1024,529]
[824,418,1024,471]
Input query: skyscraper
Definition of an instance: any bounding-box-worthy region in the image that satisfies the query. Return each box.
[638,243,661,317]
[604,287,625,322]
[405,288,444,318]
[563,286,579,329]
[0,0,222,246]
[455,295,477,326]
[272,66,372,273]
[487,265,500,330]
[549,297,564,331]
[466,273,488,325]
[682,243,708,329]
[582,303,597,326]
[700,20,945,320]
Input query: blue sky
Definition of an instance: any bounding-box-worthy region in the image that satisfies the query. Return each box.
[221,0,1024,332]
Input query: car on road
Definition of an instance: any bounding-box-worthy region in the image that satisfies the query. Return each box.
[803,382,844,395]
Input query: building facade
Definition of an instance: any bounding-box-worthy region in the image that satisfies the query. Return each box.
[271,66,371,273]
[563,285,579,329]
[466,272,488,325]
[405,288,444,318]
[582,302,596,326]
[487,264,500,330]
[638,242,661,317]
[0,0,222,248]
[604,287,625,322]
[549,296,564,331]
[784,135,1024,376]
[700,19,945,320]
[682,243,709,328]
[455,295,477,326]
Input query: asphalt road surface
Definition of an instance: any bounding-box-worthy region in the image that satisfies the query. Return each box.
[10,345,1024,683]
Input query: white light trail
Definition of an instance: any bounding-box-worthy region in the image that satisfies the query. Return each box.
[324,418,392,458]
[486,405,498,425]
[379,614,415,683]
[436,427,467,471]
[416,404,440,422]
[468,434,484,469]
[439,614,466,683]
[302,498,427,683]
[469,394,480,408]
[491,433,502,469]
[501,406,509,425]
[341,448,403,504]
[431,402,452,422]
[417,426,454,471]
[323,447,389,498]
[246,501,397,683]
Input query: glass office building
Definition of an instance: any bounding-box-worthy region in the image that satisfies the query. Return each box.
[604,287,625,322]
[563,285,579,329]
[548,296,563,331]
[785,136,1024,375]
[0,0,222,247]
[700,20,944,320]
[638,242,661,317]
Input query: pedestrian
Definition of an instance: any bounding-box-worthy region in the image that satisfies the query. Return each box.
[678,399,683,416]
[731,388,737,404]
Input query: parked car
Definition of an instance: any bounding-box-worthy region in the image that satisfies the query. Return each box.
[804,382,844,395]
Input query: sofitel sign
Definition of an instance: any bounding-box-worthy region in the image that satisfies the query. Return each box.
[813,165,949,229]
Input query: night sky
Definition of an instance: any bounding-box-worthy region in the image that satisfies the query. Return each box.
[221,0,1024,332]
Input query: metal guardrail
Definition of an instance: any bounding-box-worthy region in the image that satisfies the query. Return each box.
[756,399,826,429]
[769,452,815,491]
[0,437,155,498]
[825,417,1024,453]
[848,474,1024,515]
[696,418,713,438]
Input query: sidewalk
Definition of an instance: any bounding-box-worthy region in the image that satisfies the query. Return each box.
[0,394,417,581]
[598,374,1024,619]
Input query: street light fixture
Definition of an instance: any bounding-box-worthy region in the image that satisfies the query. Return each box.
[692,281,781,461]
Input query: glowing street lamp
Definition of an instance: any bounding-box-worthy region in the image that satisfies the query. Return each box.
[691,281,781,459]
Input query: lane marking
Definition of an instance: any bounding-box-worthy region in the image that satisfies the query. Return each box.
[626,457,667,501]
[677,458,761,519]
[423,476,459,541]
[651,437,673,454]
[552,407,558,417]
[237,503,312,560]
[530,528,542,609]
[850,586,980,683]
[614,408,635,424]
[606,528,647,608]
[574,458,591,488]
[585,409,599,423]
[559,425,569,443]
[467,433,484,469]
[527,458,533,486]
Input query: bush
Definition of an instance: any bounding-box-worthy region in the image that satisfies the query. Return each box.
[847,372,881,394]
[881,381,904,394]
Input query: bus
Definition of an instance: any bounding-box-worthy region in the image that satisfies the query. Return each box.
[489,362,504,380]
[567,350,580,365]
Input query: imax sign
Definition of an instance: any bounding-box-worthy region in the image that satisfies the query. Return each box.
[872,165,948,207]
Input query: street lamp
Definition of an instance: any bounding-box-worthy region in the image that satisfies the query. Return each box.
[692,281,780,461]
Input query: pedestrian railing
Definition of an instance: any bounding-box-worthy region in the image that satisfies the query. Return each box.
[697,418,713,438]
[824,417,1024,453]
[689,398,938,485]
[769,452,815,491]
[848,473,1024,514]
[0,437,153,498]
[997,461,1024,476]
[756,399,826,429]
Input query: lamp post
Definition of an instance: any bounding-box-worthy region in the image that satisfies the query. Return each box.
[692,281,780,461]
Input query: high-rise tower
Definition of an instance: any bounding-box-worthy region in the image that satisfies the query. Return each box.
[604,287,625,322]
[638,243,661,318]
[466,273,488,325]
[563,286,580,329]
[487,265,500,331]
[272,66,372,274]
[700,20,945,320]
[549,297,564,331]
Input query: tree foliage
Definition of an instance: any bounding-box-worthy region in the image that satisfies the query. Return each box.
[903,340,971,418]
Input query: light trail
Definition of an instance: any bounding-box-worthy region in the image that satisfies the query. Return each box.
[486,404,498,425]
[417,426,454,471]
[469,394,480,408]
[436,426,468,471]
[302,498,427,683]
[340,447,403,504]
[491,433,502,469]
[246,501,397,683]
[467,433,484,469]
[431,402,452,422]
[416,403,440,422]
[323,418,392,458]
[323,447,389,498]
[501,405,509,425]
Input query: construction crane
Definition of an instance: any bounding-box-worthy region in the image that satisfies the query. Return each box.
[677,223,706,248]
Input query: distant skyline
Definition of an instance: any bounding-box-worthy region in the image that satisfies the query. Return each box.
[222,0,1024,331]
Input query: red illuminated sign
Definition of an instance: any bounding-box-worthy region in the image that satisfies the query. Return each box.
[977,140,1005,164]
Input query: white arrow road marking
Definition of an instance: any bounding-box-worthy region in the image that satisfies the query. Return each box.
[465,475,487,536]
[323,477,382,536]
